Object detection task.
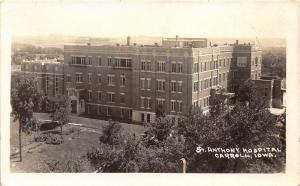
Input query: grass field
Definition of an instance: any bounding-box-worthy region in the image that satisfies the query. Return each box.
[10,113,146,172]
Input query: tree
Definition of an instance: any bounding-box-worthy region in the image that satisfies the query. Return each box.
[209,88,227,117]
[155,104,165,118]
[87,96,284,173]
[11,77,40,161]
[234,80,256,104]
[50,96,70,135]
[99,120,123,145]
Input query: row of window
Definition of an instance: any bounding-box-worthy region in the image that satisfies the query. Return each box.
[24,64,60,71]
[45,75,60,95]
[141,98,183,112]
[193,58,232,73]
[71,56,132,67]
[87,105,130,118]
[72,73,125,86]
[193,73,228,92]
[87,91,125,104]
[70,73,186,93]
[193,97,210,108]
[156,61,184,73]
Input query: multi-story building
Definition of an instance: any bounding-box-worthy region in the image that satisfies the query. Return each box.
[18,59,64,97]
[63,37,264,124]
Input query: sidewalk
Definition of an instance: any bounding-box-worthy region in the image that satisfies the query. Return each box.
[34,112,146,134]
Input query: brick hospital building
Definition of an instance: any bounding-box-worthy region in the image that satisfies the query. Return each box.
[19,36,285,124]
[62,36,263,123]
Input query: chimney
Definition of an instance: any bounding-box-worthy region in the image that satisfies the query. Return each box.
[175,35,179,47]
[209,41,212,47]
[127,36,131,46]
[133,43,137,46]
[87,42,91,46]
[235,40,238,45]
[154,43,158,47]
[116,43,120,46]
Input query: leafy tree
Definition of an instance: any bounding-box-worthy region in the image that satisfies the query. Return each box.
[234,80,256,104]
[99,120,123,145]
[50,96,70,135]
[155,103,165,118]
[11,77,40,161]
[87,95,284,173]
[209,88,227,117]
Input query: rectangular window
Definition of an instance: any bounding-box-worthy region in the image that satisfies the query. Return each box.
[120,74,126,86]
[147,114,151,123]
[171,62,176,73]
[200,62,203,72]
[98,92,102,102]
[71,56,75,64]
[178,101,182,112]
[157,61,166,72]
[76,73,83,83]
[66,74,71,82]
[98,57,102,66]
[194,63,199,73]
[88,91,92,100]
[177,63,183,73]
[146,78,151,90]
[177,81,182,93]
[107,92,115,103]
[193,81,199,92]
[88,56,92,65]
[200,80,203,91]
[219,74,222,83]
[107,107,112,116]
[204,62,207,71]
[107,57,113,66]
[206,79,209,89]
[156,99,165,107]
[171,81,176,92]
[72,56,87,65]
[88,73,92,83]
[141,78,145,90]
[140,97,145,108]
[171,100,176,112]
[223,73,225,82]
[141,60,146,71]
[146,98,151,109]
[146,61,151,71]
[107,74,115,86]
[156,79,166,91]
[120,93,125,104]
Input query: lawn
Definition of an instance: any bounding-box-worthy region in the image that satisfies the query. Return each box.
[10,114,146,172]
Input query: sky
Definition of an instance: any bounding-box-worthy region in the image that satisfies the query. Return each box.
[1,0,297,38]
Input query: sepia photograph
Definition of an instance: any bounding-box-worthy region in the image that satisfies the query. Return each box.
[1,0,299,186]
